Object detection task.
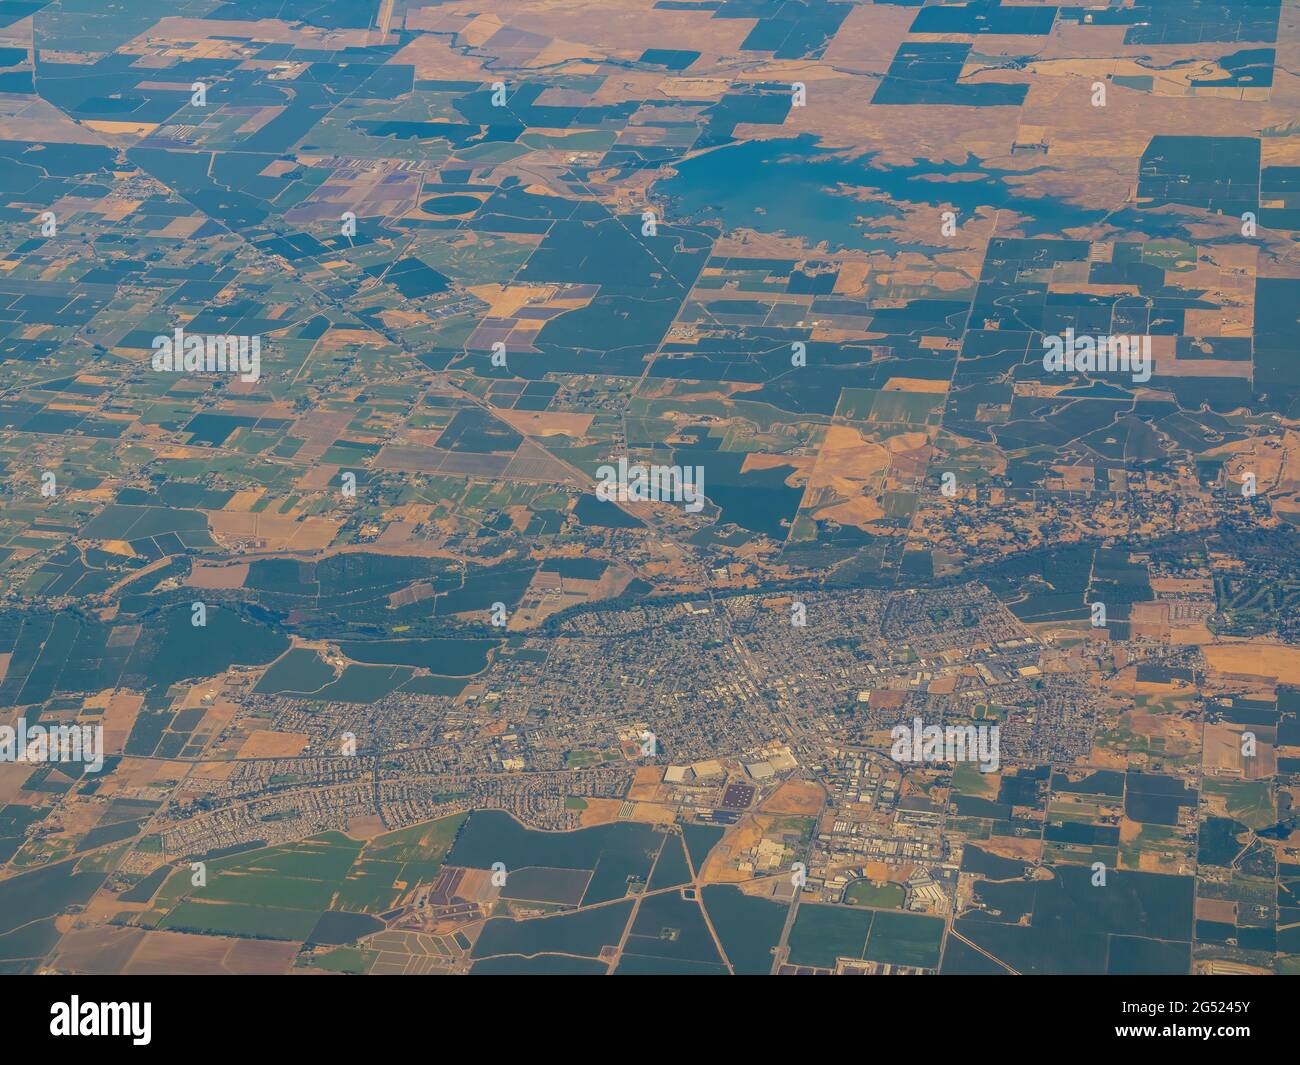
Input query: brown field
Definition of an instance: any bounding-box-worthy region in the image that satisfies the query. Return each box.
[1119,820,1147,848]
[1128,672,1192,695]
[126,930,299,975]
[868,689,908,711]
[576,798,624,826]
[52,925,298,975]
[467,283,579,317]
[375,521,418,546]
[1201,723,1274,780]
[494,409,594,438]
[737,451,814,478]
[1196,897,1237,923]
[759,779,825,816]
[346,815,387,840]
[134,14,368,48]
[50,926,147,975]
[628,802,676,824]
[454,868,497,905]
[196,698,241,736]
[1204,723,1255,775]
[1204,642,1300,684]
[863,860,912,884]
[234,731,310,758]
[223,489,265,512]
[90,757,191,797]
[1128,601,1172,640]
[102,691,143,756]
[0,98,107,146]
[188,761,236,782]
[701,816,764,884]
[979,836,1043,863]
[405,0,754,69]
[187,561,250,589]
[1125,710,1201,758]
[284,409,355,463]
[0,760,42,800]
[808,424,890,487]
[207,510,340,552]
[387,31,489,78]
[814,494,885,527]
[179,679,221,710]
[882,377,949,393]
[627,765,664,802]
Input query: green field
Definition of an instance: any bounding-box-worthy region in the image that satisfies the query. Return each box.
[145,814,468,940]
[788,903,944,969]
[844,880,906,909]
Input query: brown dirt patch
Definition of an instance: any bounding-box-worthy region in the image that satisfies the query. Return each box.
[760,779,825,816]
[235,731,309,758]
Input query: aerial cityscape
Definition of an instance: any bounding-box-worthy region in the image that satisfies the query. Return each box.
[0,0,1298,982]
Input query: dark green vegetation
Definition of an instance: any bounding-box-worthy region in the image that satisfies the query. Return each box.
[471,899,634,960]
[0,552,516,714]
[470,954,609,975]
[700,885,787,974]
[955,865,1194,975]
[787,904,944,970]
[0,603,286,708]
[449,810,663,906]
[254,648,336,695]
